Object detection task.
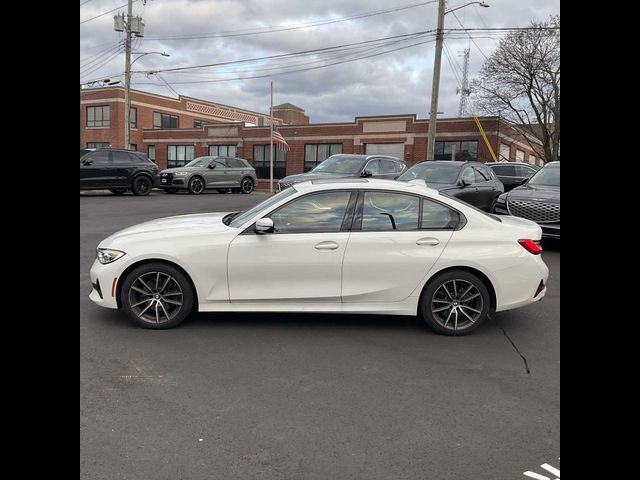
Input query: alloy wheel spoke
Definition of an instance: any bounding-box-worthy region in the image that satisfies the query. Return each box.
[454,309,459,330]
[159,275,171,293]
[155,302,160,323]
[159,302,171,321]
[162,291,182,297]
[461,292,480,302]
[131,298,153,308]
[461,305,482,314]
[131,286,152,296]
[137,301,154,317]
[433,305,450,313]
[155,272,160,291]
[138,277,154,293]
[163,298,182,306]
[443,309,454,328]
[459,307,476,323]
[442,284,454,299]
[452,280,457,298]
[460,284,474,299]
[433,298,450,304]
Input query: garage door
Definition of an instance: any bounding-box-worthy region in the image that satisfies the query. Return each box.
[365,143,405,160]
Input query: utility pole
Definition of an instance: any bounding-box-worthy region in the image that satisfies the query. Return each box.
[123,0,133,150]
[426,0,445,160]
[456,47,470,117]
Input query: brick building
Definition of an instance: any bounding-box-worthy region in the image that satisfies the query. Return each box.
[81,86,542,179]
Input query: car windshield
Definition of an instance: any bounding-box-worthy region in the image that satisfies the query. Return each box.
[528,165,560,186]
[184,157,212,168]
[310,156,365,174]
[397,163,461,184]
[227,187,297,228]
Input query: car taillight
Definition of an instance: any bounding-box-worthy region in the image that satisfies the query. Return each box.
[518,239,542,255]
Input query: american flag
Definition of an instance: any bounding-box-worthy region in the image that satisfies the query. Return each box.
[271,124,290,151]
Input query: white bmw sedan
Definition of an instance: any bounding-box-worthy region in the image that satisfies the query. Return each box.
[89,178,548,335]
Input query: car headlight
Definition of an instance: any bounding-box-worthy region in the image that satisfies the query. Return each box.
[174,171,189,176]
[96,248,126,264]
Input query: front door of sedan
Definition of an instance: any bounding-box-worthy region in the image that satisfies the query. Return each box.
[227,190,355,302]
[341,191,454,303]
[203,157,227,188]
[80,150,112,188]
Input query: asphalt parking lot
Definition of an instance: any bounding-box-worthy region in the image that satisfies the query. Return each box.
[80,189,559,480]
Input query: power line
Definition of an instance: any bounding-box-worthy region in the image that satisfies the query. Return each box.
[80,1,136,25]
[80,0,94,6]
[81,47,123,80]
[141,1,438,41]
[449,12,489,61]
[80,41,123,71]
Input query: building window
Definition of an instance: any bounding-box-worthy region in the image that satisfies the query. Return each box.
[253,145,286,179]
[148,145,156,162]
[129,107,137,128]
[304,143,342,171]
[209,145,237,157]
[499,143,511,162]
[153,112,179,129]
[86,106,110,127]
[194,119,205,128]
[515,150,525,162]
[167,145,195,167]
[529,154,536,165]
[434,141,477,161]
[87,142,110,148]
[130,144,137,151]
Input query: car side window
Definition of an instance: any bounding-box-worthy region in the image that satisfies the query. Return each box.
[270,191,352,233]
[211,158,227,169]
[379,159,398,174]
[111,151,135,163]
[515,165,535,177]
[84,150,110,165]
[226,158,245,168]
[492,165,516,176]
[364,159,380,175]
[474,167,489,183]
[461,167,475,184]
[421,199,460,229]
[361,192,420,231]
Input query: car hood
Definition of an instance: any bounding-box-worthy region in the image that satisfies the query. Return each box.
[100,212,234,246]
[506,184,559,203]
[160,167,203,174]
[280,172,358,184]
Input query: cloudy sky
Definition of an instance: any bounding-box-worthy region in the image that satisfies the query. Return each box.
[80,0,559,123]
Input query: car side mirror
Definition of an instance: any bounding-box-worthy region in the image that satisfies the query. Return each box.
[459,178,471,187]
[254,217,274,234]
[82,159,93,165]
[208,164,216,169]
[361,169,373,177]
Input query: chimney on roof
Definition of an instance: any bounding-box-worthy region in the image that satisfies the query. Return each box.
[272,102,309,125]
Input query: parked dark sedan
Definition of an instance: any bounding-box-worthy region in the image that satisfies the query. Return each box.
[492,161,559,239]
[80,148,160,196]
[277,154,406,191]
[487,161,540,192]
[396,160,504,212]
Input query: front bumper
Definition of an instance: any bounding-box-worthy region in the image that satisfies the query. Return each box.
[493,202,560,239]
[89,257,124,309]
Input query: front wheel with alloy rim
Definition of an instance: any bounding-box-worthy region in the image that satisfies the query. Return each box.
[121,263,195,329]
[131,175,152,196]
[240,177,254,194]
[420,270,491,336]
[188,176,205,194]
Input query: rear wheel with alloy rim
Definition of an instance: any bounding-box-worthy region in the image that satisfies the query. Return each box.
[121,263,194,329]
[188,176,204,194]
[420,270,490,335]
[240,177,254,194]
[131,175,152,196]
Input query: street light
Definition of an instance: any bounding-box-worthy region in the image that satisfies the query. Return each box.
[124,51,170,150]
[426,1,490,160]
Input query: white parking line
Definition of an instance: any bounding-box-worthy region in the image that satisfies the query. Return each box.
[523,472,550,480]
[523,461,560,479]
[541,464,560,476]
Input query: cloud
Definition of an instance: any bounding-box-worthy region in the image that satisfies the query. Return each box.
[81,0,560,123]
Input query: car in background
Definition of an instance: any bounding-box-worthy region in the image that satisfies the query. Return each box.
[80,148,159,196]
[277,154,406,191]
[487,161,540,192]
[396,160,503,212]
[159,156,258,194]
[89,178,548,335]
[492,161,560,239]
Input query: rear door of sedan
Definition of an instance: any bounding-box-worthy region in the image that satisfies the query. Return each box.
[227,190,356,302]
[341,191,456,303]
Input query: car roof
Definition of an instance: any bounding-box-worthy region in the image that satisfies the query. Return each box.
[409,160,481,167]
[487,161,538,167]
[329,154,403,162]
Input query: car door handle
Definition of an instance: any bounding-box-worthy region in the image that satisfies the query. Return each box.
[314,241,339,250]
[416,237,440,246]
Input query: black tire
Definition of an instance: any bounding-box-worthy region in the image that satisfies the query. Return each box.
[164,188,177,194]
[110,189,126,195]
[420,270,491,336]
[188,176,205,195]
[131,175,152,196]
[121,262,195,329]
[240,177,254,194]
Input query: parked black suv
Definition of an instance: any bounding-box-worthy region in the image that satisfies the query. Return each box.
[396,160,504,212]
[487,161,539,192]
[80,149,160,196]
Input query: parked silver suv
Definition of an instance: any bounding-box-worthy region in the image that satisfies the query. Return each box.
[159,156,258,194]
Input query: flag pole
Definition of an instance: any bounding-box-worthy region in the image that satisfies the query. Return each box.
[269,81,274,193]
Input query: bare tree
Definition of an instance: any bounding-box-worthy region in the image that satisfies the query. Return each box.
[472,16,560,163]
